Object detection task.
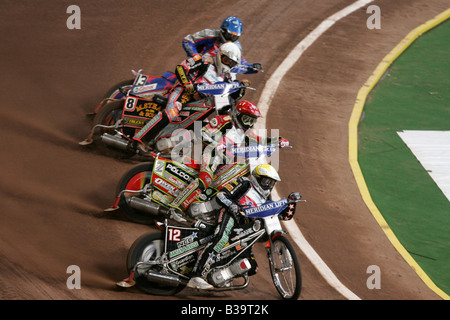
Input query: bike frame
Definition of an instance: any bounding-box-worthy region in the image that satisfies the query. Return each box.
[159,198,295,277]
[161,221,265,282]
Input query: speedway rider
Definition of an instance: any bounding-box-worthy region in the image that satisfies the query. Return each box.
[167,99,290,222]
[187,164,301,290]
[131,42,246,153]
[182,16,263,74]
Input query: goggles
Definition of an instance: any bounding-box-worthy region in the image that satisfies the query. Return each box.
[258,177,277,190]
[240,114,257,127]
[221,54,238,68]
[223,31,240,42]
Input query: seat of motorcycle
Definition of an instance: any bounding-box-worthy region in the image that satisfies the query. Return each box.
[152,94,168,107]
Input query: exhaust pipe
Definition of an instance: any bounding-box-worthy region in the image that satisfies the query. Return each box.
[128,197,168,216]
[101,133,131,151]
[146,271,184,286]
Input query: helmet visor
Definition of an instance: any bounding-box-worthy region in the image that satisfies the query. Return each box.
[240,114,257,127]
[258,177,277,190]
[223,30,240,42]
[221,53,238,68]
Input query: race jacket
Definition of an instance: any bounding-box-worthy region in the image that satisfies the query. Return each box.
[198,115,282,189]
[201,115,281,152]
[175,57,224,88]
[216,177,264,207]
[182,28,257,74]
[217,177,298,221]
[172,56,228,105]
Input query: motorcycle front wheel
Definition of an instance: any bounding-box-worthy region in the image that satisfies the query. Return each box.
[103,79,134,100]
[127,232,185,296]
[268,235,302,300]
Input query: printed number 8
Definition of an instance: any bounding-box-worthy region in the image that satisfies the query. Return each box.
[125,98,136,111]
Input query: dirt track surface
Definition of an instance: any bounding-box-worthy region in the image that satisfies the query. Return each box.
[0,0,448,300]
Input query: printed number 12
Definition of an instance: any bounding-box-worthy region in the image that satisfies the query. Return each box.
[168,228,181,241]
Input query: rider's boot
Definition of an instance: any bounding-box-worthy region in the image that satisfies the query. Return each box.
[132,96,183,151]
[167,208,188,223]
[187,212,234,290]
[187,276,214,290]
[127,140,152,157]
[187,249,215,290]
[130,109,170,154]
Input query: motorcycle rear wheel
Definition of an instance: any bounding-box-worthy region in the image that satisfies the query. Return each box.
[268,235,302,300]
[91,99,136,159]
[117,162,157,224]
[127,231,185,296]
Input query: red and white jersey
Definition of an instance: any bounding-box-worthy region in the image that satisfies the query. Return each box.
[238,186,266,208]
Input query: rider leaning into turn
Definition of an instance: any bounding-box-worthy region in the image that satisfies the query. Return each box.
[131,42,246,153]
[187,163,297,290]
[182,16,263,74]
[168,99,289,221]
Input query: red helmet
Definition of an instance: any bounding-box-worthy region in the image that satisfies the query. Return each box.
[233,100,262,130]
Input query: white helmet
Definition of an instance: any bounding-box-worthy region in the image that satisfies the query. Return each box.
[250,164,281,198]
[215,42,241,76]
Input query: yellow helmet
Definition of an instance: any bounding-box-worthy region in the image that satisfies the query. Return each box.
[251,164,280,191]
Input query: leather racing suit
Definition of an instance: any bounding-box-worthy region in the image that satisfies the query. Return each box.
[169,114,283,213]
[133,55,226,146]
[182,29,259,75]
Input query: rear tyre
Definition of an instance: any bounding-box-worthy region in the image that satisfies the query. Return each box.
[117,162,157,224]
[91,99,136,159]
[127,232,185,295]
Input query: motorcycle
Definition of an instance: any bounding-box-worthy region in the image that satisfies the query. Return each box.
[79,69,177,158]
[107,143,283,225]
[89,69,177,116]
[80,66,255,159]
[116,191,304,300]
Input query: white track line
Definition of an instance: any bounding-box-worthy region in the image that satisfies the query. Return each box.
[257,0,375,300]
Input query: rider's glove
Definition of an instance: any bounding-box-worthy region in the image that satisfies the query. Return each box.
[288,192,302,201]
[223,73,232,83]
[192,54,202,62]
[240,79,251,87]
[278,137,290,148]
[252,63,263,72]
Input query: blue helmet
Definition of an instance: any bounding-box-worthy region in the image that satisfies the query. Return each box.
[220,16,243,42]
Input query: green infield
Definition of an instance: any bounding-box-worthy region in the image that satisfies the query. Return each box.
[358,19,450,296]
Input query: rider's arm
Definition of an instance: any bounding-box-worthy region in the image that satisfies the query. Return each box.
[232,40,262,74]
[182,29,220,58]
[245,130,289,147]
[175,60,192,87]
[216,177,251,209]
[175,59,209,92]
[201,115,233,146]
